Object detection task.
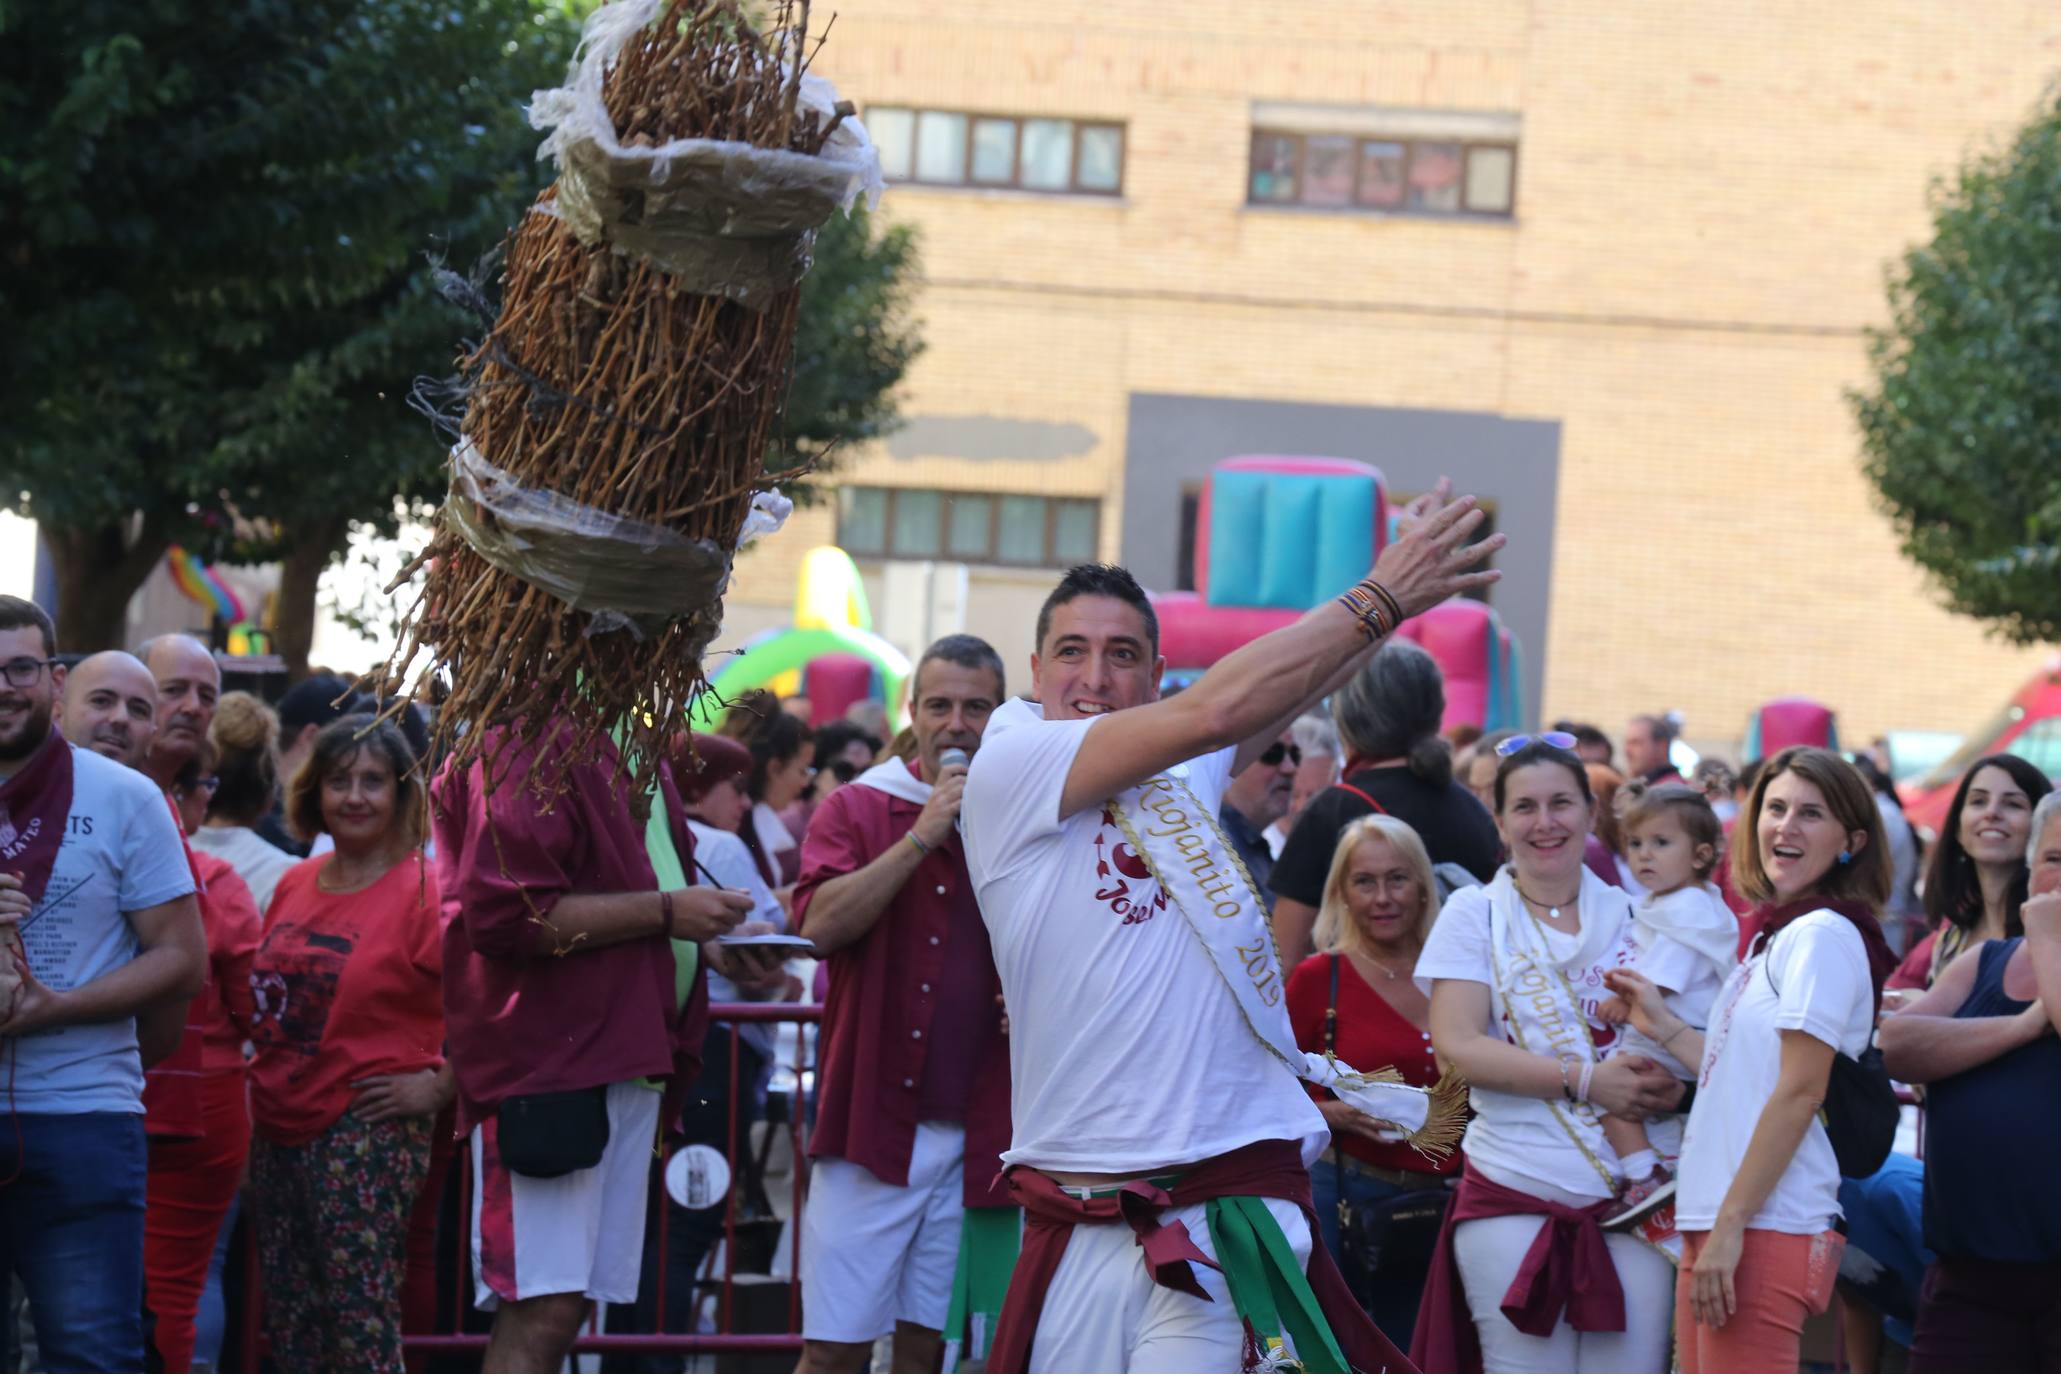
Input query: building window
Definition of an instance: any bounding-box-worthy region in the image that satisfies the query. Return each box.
[1247,129,1516,218]
[838,487,1101,567]
[868,107,1124,195]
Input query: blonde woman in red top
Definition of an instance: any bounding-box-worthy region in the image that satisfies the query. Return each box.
[1287,813,1461,1345]
[247,717,450,1374]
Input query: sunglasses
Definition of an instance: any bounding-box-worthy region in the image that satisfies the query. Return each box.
[1494,731,1579,757]
[1259,741,1304,768]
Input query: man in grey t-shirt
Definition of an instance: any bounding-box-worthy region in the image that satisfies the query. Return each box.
[0,597,204,1373]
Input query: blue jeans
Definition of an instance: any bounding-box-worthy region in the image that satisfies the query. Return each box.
[1838,1152,1933,1348]
[0,1111,147,1374]
[1309,1156,1430,1350]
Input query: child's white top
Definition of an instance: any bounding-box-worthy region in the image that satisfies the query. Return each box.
[1631,881,1740,1031]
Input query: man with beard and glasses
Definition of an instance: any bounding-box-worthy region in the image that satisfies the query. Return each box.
[139,635,221,795]
[959,484,1500,1374]
[790,636,1015,1374]
[0,596,205,1373]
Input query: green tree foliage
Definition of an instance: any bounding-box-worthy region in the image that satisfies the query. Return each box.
[780,204,923,495]
[1855,90,2061,645]
[1,0,580,658]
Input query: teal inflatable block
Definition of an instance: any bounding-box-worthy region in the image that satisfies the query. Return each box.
[1206,470,1377,611]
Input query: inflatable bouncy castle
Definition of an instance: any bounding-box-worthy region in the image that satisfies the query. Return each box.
[1151,456,1523,731]
[1744,696,1839,761]
[694,546,912,728]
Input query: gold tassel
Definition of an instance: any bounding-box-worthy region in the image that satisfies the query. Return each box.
[1405,1062,1470,1163]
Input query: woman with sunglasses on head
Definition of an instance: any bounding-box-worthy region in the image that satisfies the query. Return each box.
[1413,733,1684,1374]
[1271,640,1504,967]
[1605,746,1897,1374]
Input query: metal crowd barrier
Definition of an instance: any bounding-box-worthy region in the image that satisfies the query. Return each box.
[239,1001,822,1371]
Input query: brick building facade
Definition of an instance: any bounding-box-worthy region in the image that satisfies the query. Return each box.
[722,1,2061,750]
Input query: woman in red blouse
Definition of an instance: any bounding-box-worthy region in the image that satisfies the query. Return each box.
[247,716,450,1374]
[1287,813,1460,1344]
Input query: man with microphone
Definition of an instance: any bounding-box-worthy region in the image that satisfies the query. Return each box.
[790,636,1013,1374]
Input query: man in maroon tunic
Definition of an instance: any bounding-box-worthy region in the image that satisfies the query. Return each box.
[434,723,764,1374]
[791,636,1013,1374]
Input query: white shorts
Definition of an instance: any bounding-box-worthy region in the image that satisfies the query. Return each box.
[1029,1195,1311,1374]
[469,1081,661,1308]
[800,1121,966,1342]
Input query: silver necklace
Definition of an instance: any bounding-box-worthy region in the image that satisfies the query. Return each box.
[1514,879,1579,922]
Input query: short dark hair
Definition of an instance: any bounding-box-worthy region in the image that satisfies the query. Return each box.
[1923,753,2053,936]
[915,633,1006,700]
[1493,738,1594,814]
[277,673,364,736]
[285,715,423,849]
[0,596,56,658]
[1631,712,1679,745]
[1034,564,1159,659]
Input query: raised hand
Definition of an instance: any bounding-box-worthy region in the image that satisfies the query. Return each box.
[1367,484,1506,620]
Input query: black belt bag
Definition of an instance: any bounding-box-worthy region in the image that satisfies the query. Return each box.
[497,1086,611,1178]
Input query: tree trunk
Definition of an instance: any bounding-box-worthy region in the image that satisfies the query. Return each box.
[41,518,173,652]
[272,516,352,682]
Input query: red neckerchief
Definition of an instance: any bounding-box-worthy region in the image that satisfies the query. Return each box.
[1754,896,1896,1014]
[0,729,75,906]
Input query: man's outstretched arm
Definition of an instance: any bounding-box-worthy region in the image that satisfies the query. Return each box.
[1057,488,1502,819]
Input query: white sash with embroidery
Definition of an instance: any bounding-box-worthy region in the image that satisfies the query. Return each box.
[1483,866,1638,1184]
[1112,770,1465,1157]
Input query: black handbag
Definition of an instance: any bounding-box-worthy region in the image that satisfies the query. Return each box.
[1763,953,1899,1179]
[496,1086,611,1178]
[1326,956,1453,1295]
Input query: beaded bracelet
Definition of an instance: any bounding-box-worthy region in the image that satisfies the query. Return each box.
[1333,581,1394,642]
[1365,579,1405,629]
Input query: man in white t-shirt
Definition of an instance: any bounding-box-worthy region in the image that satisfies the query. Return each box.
[960,488,1501,1374]
[0,597,206,1373]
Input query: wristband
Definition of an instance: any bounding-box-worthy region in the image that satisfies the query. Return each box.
[1662,1020,1694,1050]
[907,831,932,858]
[1365,579,1405,629]
[1333,581,1394,643]
[1576,1059,1596,1104]
[659,889,675,939]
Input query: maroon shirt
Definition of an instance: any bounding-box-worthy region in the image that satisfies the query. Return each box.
[794,765,1010,1205]
[433,726,680,1133]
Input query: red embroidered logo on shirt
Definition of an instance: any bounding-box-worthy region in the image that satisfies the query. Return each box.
[1091,807,1167,925]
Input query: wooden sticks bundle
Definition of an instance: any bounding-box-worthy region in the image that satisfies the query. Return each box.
[383,0,852,805]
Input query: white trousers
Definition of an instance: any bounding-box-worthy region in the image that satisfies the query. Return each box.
[1028,1196,1311,1374]
[1451,1173,1674,1374]
[800,1121,966,1342]
[469,1082,660,1308]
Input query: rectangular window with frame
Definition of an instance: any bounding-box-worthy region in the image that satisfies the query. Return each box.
[1247,125,1518,219]
[835,487,1102,568]
[868,107,1124,195]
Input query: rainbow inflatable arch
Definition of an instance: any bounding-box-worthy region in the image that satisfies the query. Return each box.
[1150,456,1523,731]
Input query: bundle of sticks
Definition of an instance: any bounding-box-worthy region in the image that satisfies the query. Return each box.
[383,0,870,805]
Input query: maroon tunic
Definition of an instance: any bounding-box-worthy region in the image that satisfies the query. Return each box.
[793,767,1010,1205]
[433,725,680,1134]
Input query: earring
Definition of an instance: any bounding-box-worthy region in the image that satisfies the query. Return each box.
[1837,849,1852,865]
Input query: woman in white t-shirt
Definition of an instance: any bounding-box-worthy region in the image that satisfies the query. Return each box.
[1415,735,1685,1374]
[1606,746,1895,1374]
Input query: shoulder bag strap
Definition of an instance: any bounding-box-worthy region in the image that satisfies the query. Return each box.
[1332,780,1389,816]
[1328,954,1347,1216]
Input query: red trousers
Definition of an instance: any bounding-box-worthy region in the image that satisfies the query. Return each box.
[399,1106,455,1374]
[146,1068,251,1372]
